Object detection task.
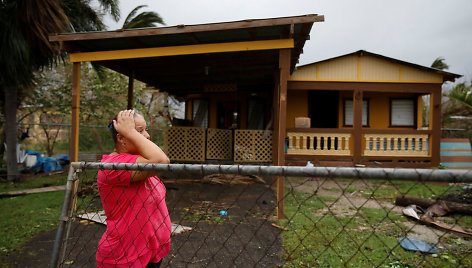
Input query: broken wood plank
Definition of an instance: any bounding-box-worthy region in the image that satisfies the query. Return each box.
[0,185,66,198]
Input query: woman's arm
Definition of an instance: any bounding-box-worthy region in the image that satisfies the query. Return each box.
[113,110,169,182]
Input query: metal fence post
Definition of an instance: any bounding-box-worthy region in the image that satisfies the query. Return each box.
[49,166,77,268]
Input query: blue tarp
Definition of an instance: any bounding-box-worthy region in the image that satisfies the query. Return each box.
[23,150,63,173]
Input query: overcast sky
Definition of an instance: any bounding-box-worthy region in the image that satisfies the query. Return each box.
[103,0,472,85]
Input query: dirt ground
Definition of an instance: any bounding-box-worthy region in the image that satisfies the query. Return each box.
[5,173,283,267]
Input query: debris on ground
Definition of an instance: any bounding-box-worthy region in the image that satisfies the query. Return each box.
[77,210,192,235]
[202,174,265,185]
[398,237,440,254]
[398,195,472,237]
[0,185,66,198]
[271,223,288,231]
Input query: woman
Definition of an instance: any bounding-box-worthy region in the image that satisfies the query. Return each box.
[96,110,171,268]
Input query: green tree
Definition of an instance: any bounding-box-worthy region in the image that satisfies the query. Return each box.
[431,57,449,70]
[0,0,119,181]
[122,5,165,29]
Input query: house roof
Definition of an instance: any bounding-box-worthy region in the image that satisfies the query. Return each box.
[297,50,461,82]
[49,14,324,95]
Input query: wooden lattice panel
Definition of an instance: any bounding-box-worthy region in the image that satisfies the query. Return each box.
[206,129,233,160]
[164,127,206,162]
[234,130,272,163]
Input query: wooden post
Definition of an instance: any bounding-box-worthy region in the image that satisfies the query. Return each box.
[353,89,363,164]
[127,70,134,109]
[70,62,81,162]
[276,48,291,220]
[430,85,442,166]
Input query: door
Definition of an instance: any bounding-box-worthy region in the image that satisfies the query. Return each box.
[309,91,339,128]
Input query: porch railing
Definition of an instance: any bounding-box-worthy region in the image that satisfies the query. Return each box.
[363,134,429,157]
[286,131,351,156]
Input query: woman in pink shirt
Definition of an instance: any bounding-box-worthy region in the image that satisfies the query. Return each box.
[96,110,171,268]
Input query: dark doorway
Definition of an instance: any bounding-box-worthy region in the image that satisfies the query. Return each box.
[309,91,338,128]
[217,102,240,129]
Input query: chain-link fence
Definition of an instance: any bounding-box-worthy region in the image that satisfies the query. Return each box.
[50,163,472,267]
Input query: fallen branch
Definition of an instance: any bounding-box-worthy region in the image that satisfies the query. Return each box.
[395,195,472,215]
[271,223,288,231]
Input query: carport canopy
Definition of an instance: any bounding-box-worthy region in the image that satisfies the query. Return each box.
[49,14,324,166]
[50,14,324,96]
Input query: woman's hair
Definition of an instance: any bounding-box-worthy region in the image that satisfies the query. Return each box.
[108,110,144,145]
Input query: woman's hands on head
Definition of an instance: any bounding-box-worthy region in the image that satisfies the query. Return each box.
[111,109,170,182]
[113,110,136,138]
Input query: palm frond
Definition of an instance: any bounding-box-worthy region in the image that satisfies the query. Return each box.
[444,83,472,110]
[123,5,147,28]
[431,57,449,70]
[123,11,165,29]
[62,0,106,32]
[97,0,120,22]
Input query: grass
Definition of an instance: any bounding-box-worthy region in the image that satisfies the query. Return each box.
[0,190,64,260]
[0,168,100,264]
[278,178,472,267]
[365,180,461,199]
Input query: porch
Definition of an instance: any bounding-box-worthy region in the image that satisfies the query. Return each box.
[163,126,433,167]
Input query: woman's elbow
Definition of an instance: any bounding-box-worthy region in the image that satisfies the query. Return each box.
[161,156,170,164]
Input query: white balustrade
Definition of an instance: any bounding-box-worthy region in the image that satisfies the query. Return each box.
[363,134,429,156]
[286,132,351,155]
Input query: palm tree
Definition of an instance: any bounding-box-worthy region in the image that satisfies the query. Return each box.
[431,57,449,70]
[122,5,165,29]
[445,82,472,110]
[0,0,119,182]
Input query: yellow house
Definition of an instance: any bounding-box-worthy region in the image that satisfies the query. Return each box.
[286,50,460,167]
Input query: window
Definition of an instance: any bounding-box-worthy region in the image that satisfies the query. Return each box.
[344,99,368,126]
[390,99,415,127]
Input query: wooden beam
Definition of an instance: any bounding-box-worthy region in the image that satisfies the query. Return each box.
[276,48,291,220]
[69,39,294,62]
[431,85,442,166]
[50,15,324,42]
[186,32,200,44]
[70,62,81,162]
[127,70,134,109]
[353,89,363,164]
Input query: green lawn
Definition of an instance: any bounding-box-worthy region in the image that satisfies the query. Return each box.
[0,172,68,261]
[0,191,64,260]
[278,178,472,267]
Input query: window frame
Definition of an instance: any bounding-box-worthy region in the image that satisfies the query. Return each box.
[389,98,417,128]
[343,98,369,127]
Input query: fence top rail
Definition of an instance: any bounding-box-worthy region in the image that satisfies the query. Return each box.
[71,162,472,182]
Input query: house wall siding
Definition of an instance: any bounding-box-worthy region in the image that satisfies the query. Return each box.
[318,55,358,80]
[286,90,309,128]
[289,54,444,83]
[360,55,399,81]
